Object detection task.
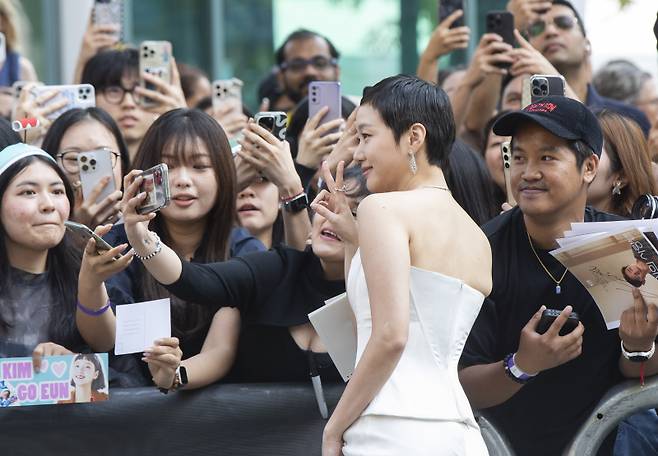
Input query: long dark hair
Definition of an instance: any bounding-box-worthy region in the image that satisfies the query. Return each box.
[446,140,499,226]
[132,109,236,339]
[41,107,130,180]
[0,156,81,345]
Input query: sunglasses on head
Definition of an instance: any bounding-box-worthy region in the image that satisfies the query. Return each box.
[526,15,578,38]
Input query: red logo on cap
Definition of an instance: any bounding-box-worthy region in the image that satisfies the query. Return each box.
[526,102,557,113]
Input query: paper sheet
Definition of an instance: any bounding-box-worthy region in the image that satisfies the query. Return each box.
[308,293,357,382]
[115,298,171,355]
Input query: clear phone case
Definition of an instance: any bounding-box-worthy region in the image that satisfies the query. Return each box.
[137,164,171,214]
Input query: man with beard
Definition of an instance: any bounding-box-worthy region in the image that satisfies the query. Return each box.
[274,29,340,106]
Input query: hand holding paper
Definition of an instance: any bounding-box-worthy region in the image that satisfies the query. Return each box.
[115,298,171,355]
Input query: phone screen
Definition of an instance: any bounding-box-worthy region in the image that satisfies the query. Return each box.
[438,0,464,27]
[257,116,275,132]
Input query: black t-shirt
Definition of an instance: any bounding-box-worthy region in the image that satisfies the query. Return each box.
[166,247,345,383]
[460,206,624,456]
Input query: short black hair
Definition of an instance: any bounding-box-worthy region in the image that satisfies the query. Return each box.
[275,29,340,66]
[81,48,139,91]
[360,74,456,169]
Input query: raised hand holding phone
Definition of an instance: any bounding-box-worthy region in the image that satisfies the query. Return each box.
[77,223,133,285]
[296,106,344,169]
[136,42,186,114]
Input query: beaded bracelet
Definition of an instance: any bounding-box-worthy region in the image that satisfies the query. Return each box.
[77,300,112,317]
[134,232,162,261]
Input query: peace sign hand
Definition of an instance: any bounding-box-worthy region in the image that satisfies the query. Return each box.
[310,161,358,248]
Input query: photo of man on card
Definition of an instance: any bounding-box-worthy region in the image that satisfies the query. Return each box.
[622,258,651,288]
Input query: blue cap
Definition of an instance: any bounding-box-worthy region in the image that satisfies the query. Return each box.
[0,143,55,177]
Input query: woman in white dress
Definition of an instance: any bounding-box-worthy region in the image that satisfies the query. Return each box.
[312,75,493,456]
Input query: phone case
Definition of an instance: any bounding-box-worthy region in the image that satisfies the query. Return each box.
[92,0,123,41]
[254,111,288,141]
[139,41,172,108]
[486,11,514,69]
[308,81,341,132]
[536,309,580,335]
[530,74,566,104]
[137,164,171,215]
[78,149,116,205]
[212,78,243,112]
[438,0,465,28]
[501,141,517,207]
[31,84,96,121]
[64,220,114,252]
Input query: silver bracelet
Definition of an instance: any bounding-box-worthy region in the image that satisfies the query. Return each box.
[134,232,162,261]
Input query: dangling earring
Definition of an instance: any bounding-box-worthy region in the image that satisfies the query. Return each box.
[409,153,417,175]
[612,181,622,196]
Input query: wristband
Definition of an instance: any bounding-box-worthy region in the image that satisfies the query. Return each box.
[77,300,111,317]
[621,340,655,363]
[503,353,537,384]
[280,189,305,202]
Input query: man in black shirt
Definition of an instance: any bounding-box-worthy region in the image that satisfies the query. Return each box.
[459,96,658,455]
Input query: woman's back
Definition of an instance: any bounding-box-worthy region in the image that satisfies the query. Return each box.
[367,189,492,297]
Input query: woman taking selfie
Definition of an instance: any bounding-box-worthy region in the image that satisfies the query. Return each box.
[312,75,491,455]
[139,166,367,391]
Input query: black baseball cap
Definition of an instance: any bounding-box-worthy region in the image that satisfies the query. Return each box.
[492,96,603,157]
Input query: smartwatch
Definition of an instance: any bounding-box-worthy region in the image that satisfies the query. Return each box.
[282,192,308,214]
[621,340,655,363]
[176,365,188,387]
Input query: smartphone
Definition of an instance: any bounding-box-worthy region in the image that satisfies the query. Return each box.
[92,0,123,41]
[254,111,287,141]
[64,220,114,253]
[536,309,580,336]
[137,164,171,215]
[139,41,172,108]
[31,84,95,121]
[438,0,464,28]
[78,149,117,205]
[308,81,341,133]
[501,141,516,207]
[486,11,515,69]
[529,74,566,104]
[212,78,243,113]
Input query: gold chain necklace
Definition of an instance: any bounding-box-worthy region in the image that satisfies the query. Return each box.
[527,231,568,294]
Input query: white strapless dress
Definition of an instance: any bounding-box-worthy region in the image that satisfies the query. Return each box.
[342,250,489,456]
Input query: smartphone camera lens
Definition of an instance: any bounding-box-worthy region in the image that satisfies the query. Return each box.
[90,159,97,166]
[80,156,87,162]
[82,164,89,172]
[532,87,540,95]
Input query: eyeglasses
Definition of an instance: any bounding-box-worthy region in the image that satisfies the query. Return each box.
[56,148,120,174]
[526,15,578,38]
[102,85,138,104]
[279,56,337,73]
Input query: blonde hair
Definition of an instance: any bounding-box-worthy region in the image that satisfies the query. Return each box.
[0,0,29,53]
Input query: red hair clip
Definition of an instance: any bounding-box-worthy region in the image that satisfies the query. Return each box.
[12,117,39,132]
